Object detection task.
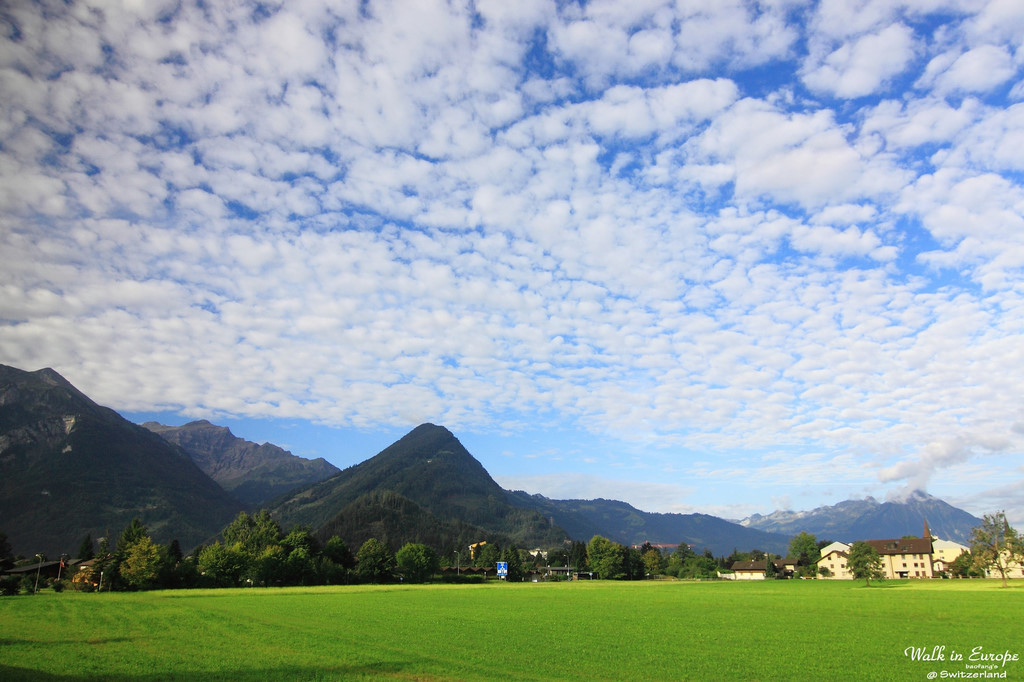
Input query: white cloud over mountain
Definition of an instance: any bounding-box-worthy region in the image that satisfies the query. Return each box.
[2,0,1023,521]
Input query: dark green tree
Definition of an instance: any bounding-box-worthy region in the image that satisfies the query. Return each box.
[678,551,719,579]
[224,510,283,555]
[396,543,440,583]
[567,541,588,572]
[121,536,162,590]
[356,539,395,583]
[587,536,626,580]
[641,547,665,577]
[251,545,287,586]
[624,546,645,580]
[198,542,248,587]
[847,541,884,586]
[76,534,95,562]
[118,518,148,553]
[323,536,355,569]
[156,540,188,589]
[501,545,524,582]
[93,536,113,590]
[948,551,974,578]
[281,525,320,557]
[665,542,695,577]
[788,531,820,576]
[673,543,696,561]
[105,518,149,589]
[285,547,315,586]
[0,532,12,572]
[166,539,183,564]
[545,546,568,567]
[475,542,501,570]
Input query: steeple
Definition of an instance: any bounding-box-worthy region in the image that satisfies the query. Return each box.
[923,518,932,540]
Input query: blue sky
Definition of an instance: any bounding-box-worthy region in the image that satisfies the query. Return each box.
[3,0,1024,526]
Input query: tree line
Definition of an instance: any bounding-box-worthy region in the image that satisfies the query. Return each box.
[3,510,1020,594]
[0,513,738,592]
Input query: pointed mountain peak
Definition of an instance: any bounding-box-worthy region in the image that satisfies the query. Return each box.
[406,423,454,438]
[182,419,234,436]
[382,423,466,460]
[34,367,70,384]
[0,364,99,414]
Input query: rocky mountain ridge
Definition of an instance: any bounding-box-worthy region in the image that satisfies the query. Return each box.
[142,420,339,506]
[0,365,243,556]
[739,490,981,544]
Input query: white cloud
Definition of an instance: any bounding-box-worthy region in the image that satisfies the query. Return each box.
[861,97,980,148]
[879,434,1012,491]
[2,0,1024,521]
[919,44,1019,95]
[802,23,917,98]
[692,99,908,207]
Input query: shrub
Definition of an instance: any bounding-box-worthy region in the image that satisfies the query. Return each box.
[0,575,20,596]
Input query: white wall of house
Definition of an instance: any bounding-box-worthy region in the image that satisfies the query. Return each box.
[931,539,968,574]
[819,541,850,557]
[817,550,852,579]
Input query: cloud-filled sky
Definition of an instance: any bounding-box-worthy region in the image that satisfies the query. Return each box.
[3,0,1024,526]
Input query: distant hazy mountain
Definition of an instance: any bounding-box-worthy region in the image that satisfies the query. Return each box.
[143,420,339,506]
[0,365,243,556]
[508,492,791,556]
[269,423,569,550]
[739,491,982,544]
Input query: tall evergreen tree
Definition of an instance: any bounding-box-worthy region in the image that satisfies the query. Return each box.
[0,532,14,568]
[121,536,162,590]
[501,545,524,582]
[76,533,95,562]
[567,540,588,572]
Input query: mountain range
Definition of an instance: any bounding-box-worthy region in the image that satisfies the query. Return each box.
[0,365,243,556]
[142,420,339,506]
[739,490,981,544]
[0,364,985,558]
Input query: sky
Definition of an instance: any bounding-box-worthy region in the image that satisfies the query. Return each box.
[2,0,1024,527]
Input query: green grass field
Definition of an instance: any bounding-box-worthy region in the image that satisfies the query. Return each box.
[1,579,1021,681]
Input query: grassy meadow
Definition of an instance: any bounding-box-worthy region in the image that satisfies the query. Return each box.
[1,579,1021,681]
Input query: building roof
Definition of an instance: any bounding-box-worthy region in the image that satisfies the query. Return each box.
[730,559,796,572]
[731,560,767,572]
[865,538,933,555]
[3,559,68,575]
